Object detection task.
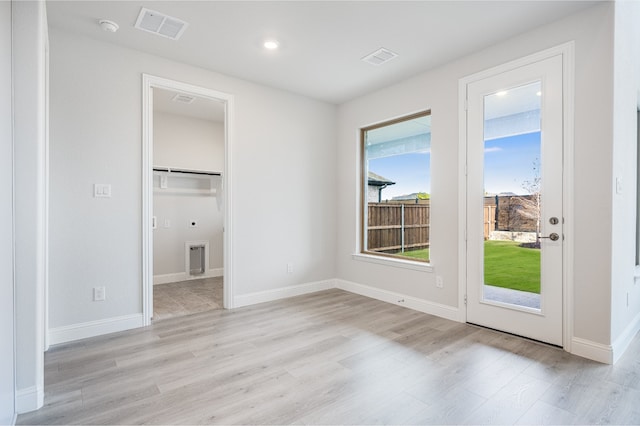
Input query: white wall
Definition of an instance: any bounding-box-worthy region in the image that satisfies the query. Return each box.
[48,28,337,335]
[13,0,47,413]
[153,111,224,172]
[0,2,15,424]
[610,0,640,360]
[153,112,224,280]
[336,4,615,351]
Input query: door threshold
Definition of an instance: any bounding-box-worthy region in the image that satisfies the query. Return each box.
[466,322,563,349]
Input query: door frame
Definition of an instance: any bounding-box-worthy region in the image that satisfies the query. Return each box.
[457,42,575,350]
[142,74,235,325]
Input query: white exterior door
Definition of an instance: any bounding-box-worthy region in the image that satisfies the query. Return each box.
[465,54,564,346]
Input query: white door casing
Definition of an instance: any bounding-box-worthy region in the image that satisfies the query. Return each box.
[465,54,564,346]
[142,75,234,324]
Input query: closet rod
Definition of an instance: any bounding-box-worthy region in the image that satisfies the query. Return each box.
[153,167,221,176]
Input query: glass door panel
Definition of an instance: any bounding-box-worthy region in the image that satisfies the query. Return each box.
[482,81,542,310]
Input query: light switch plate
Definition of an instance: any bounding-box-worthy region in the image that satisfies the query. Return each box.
[94,184,112,198]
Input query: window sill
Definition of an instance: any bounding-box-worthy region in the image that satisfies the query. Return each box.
[351,253,434,273]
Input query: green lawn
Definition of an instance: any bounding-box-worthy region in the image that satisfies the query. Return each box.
[484,240,540,293]
[400,248,429,261]
[402,241,540,294]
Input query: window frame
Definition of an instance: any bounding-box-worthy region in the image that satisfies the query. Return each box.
[359,110,432,265]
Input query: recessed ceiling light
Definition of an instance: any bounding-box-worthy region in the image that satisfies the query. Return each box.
[264,40,279,50]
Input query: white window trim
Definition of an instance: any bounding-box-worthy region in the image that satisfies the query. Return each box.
[359,110,433,268]
[352,253,434,272]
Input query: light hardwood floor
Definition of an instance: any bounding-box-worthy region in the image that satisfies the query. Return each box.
[18,289,640,425]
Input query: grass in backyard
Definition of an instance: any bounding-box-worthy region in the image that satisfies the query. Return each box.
[484,240,540,294]
[400,248,430,261]
[389,242,538,294]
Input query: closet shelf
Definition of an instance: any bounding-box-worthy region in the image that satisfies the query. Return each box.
[153,187,218,195]
[153,167,221,196]
[153,167,222,177]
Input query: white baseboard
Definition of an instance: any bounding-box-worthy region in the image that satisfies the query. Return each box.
[154,268,223,285]
[611,311,640,364]
[233,279,336,308]
[571,337,613,364]
[15,384,43,414]
[48,314,144,345]
[47,276,627,366]
[335,279,462,322]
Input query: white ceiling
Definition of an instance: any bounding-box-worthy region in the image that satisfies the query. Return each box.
[47,1,600,105]
[153,88,225,123]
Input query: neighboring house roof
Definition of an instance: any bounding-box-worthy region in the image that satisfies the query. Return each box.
[392,193,418,200]
[368,171,395,187]
[392,192,430,200]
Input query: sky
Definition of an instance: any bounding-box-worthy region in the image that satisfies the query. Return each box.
[368,131,541,201]
[484,131,541,195]
[369,152,430,200]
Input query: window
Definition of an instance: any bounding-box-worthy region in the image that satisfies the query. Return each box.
[361,111,431,263]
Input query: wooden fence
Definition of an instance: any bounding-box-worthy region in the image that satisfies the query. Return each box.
[484,204,497,240]
[368,196,536,252]
[367,202,430,253]
[483,195,538,237]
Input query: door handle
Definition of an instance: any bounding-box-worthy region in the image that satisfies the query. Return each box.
[539,233,560,241]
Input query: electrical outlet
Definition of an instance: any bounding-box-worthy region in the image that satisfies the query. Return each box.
[436,276,444,289]
[287,263,294,273]
[93,286,106,301]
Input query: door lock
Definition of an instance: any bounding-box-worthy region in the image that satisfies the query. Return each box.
[539,233,560,241]
[549,217,559,225]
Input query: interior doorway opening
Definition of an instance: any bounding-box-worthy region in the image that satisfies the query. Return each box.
[151,88,225,320]
[142,75,234,325]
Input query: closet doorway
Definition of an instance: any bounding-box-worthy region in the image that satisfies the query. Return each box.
[142,75,234,325]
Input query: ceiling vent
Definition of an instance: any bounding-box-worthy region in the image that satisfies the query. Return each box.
[135,8,188,40]
[171,93,196,104]
[361,47,399,66]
